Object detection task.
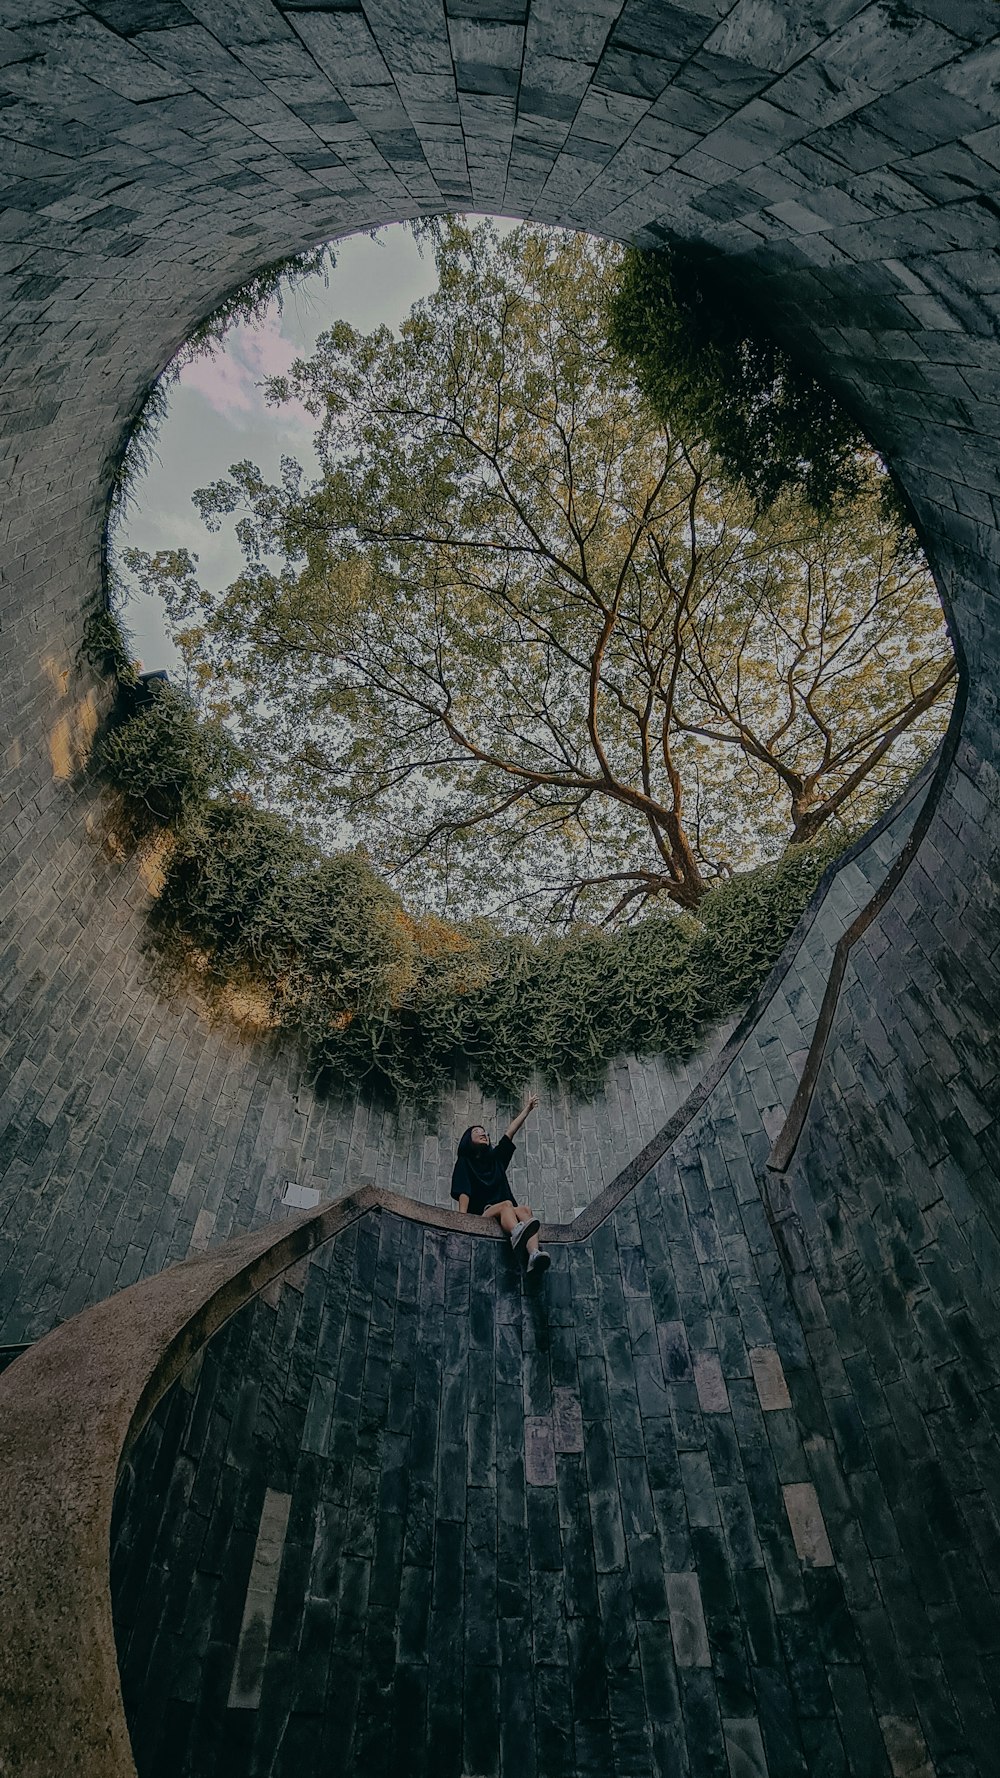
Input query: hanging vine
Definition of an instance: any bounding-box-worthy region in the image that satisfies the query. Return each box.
[86,629,849,1104]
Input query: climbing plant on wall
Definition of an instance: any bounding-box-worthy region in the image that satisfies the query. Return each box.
[89,637,847,1102]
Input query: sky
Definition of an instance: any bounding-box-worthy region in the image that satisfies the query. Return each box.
[114,224,445,672]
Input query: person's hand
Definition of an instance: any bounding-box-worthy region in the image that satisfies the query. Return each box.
[526,1093,539,1113]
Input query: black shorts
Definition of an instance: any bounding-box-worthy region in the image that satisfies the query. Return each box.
[468,1190,515,1217]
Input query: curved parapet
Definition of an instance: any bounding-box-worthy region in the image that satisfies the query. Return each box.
[0,709,988,1778]
[8,999,1000,1778]
[0,1189,497,1778]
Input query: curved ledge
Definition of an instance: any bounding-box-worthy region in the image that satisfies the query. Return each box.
[0,1188,502,1778]
[767,657,967,1172]
[0,755,963,1777]
[0,702,966,1778]
[0,631,961,1778]
[562,738,946,1239]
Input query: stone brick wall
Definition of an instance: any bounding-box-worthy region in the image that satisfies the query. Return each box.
[8,4,1000,1774]
[0,765,922,1348]
[111,1198,910,1778]
[114,1010,989,1778]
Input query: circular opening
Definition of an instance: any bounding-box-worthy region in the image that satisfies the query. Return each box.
[93,218,955,1203]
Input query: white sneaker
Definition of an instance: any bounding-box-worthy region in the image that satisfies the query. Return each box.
[527,1249,551,1276]
[509,1217,539,1252]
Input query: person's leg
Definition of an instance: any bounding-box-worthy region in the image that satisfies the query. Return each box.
[486,1202,546,1267]
[496,1202,539,1254]
[514,1204,551,1275]
[484,1202,521,1236]
[513,1204,541,1254]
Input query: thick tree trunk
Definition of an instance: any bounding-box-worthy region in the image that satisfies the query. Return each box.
[788,801,828,846]
[661,811,710,908]
[669,871,709,909]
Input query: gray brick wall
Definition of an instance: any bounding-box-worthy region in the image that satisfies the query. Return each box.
[0,724,923,1349]
[8,5,1000,1773]
[110,1126,966,1776]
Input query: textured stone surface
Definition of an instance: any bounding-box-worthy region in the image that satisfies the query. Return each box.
[112,1062,1000,1776]
[6,3,1000,1774]
[0,730,922,1347]
[109,1199,844,1775]
[0,1188,359,1778]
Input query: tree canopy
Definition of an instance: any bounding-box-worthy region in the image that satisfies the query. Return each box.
[126,218,954,931]
[607,240,900,524]
[89,657,850,1102]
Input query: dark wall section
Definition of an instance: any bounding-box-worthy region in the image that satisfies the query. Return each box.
[774,539,1000,1776]
[110,1207,806,1778]
[115,1125,999,1778]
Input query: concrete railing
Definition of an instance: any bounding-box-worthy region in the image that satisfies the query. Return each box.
[0,1189,502,1778]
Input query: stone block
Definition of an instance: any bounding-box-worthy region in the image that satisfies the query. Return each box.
[525,1414,557,1487]
[694,1351,731,1415]
[665,1572,711,1670]
[227,1488,291,1710]
[749,1346,792,1412]
[783,1482,835,1569]
[723,1715,769,1778]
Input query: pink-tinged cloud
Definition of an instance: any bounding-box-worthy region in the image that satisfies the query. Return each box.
[177,305,314,431]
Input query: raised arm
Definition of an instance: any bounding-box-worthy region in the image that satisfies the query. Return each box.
[457,1192,470,1214]
[504,1093,539,1142]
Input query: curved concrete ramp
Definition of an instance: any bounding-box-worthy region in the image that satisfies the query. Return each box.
[0,1189,467,1778]
[108,1197,876,1778]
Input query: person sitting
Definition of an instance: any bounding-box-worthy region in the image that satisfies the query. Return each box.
[450,1094,550,1276]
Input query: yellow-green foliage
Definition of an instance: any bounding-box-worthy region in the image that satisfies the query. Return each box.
[92,678,243,828]
[94,675,847,1101]
[694,839,846,1014]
